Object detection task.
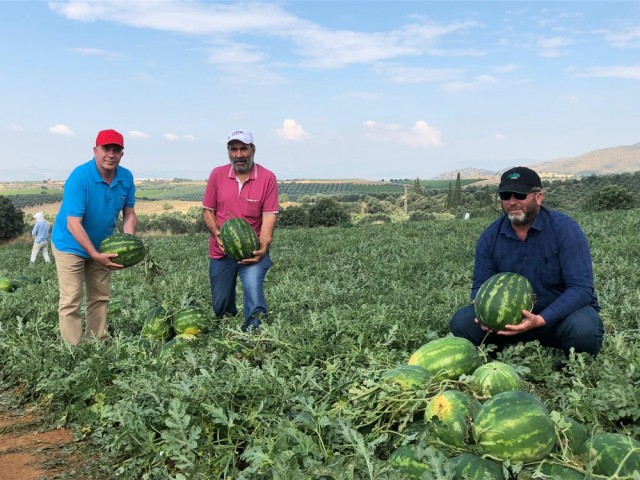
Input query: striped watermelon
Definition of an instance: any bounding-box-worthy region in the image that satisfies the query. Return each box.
[408,336,481,381]
[141,305,174,342]
[533,460,584,480]
[447,453,505,480]
[587,432,640,477]
[99,233,147,267]
[172,307,211,336]
[382,365,433,389]
[0,276,14,293]
[220,218,259,262]
[388,445,432,479]
[424,389,480,448]
[556,416,589,455]
[474,272,534,330]
[471,361,524,397]
[472,391,556,463]
[162,333,198,353]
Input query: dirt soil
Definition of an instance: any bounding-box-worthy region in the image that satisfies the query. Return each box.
[0,392,81,480]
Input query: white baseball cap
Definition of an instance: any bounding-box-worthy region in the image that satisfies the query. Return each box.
[227,130,254,144]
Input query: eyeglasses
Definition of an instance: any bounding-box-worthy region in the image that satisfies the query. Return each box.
[499,189,540,201]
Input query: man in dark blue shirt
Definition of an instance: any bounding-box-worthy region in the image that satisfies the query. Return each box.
[450,166,604,356]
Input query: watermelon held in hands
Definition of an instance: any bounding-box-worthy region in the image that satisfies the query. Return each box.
[220,218,259,262]
[408,336,481,381]
[99,233,148,268]
[586,432,640,477]
[470,361,524,397]
[472,391,556,463]
[382,364,434,389]
[474,272,534,331]
[424,389,480,448]
[172,307,211,336]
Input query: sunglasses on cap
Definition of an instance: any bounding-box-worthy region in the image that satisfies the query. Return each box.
[499,189,540,201]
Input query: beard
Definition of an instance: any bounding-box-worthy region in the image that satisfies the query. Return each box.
[505,203,539,226]
[232,156,254,175]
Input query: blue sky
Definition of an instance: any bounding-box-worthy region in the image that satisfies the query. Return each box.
[1,1,639,181]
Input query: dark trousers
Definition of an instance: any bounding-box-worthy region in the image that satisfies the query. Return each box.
[449,304,604,357]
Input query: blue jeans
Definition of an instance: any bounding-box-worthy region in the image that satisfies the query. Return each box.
[449,304,604,357]
[209,254,272,332]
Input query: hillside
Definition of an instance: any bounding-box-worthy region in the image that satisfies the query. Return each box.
[435,143,640,179]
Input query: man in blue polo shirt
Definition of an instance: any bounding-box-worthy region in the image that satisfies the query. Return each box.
[450,166,604,357]
[51,129,138,345]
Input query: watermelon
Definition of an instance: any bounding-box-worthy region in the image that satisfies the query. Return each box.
[172,307,211,336]
[471,361,524,397]
[424,389,480,448]
[472,391,556,463]
[382,364,434,389]
[447,453,505,480]
[388,445,432,479]
[11,274,40,289]
[162,333,198,352]
[556,416,589,455]
[533,460,585,480]
[474,272,534,331]
[408,336,481,381]
[141,305,174,342]
[99,233,147,267]
[0,276,14,293]
[587,432,640,477]
[220,217,259,262]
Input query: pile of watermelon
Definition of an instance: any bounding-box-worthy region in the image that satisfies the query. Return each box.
[140,304,213,351]
[381,271,640,478]
[383,335,640,478]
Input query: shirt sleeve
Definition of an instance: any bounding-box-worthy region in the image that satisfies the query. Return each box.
[538,219,596,326]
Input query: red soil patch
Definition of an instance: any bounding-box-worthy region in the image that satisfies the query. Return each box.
[0,407,78,480]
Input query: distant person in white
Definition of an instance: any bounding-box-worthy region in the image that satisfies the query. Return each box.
[30,212,51,264]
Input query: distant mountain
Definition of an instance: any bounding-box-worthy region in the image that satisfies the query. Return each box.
[431,167,499,181]
[528,143,640,176]
[433,143,640,180]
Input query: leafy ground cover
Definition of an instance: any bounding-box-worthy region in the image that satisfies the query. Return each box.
[0,211,639,479]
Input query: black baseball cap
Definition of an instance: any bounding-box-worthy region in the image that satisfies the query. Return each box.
[498,167,542,194]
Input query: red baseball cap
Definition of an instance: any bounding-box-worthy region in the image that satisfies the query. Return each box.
[96,129,124,148]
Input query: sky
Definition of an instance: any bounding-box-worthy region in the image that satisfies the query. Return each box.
[1,1,639,182]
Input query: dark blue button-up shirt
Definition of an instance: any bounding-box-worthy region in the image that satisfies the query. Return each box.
[471,206,599,326]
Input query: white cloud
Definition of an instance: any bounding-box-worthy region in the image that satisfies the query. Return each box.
[603,25,640,48]
[72,47,120,58]
[538,36,574,57]
[383,66,463,84]
[364,120,442,147]
[9,123,23,132]
[277,119,309,141]
[494,133,507,141]
[129,130,150,139]
[49,124,75,136]
[163,133,195,141]
[576,65,640,80]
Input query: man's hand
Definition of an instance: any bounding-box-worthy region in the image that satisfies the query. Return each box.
[92,252,125,270]
[474,309,546,336]
[239,244,269,264]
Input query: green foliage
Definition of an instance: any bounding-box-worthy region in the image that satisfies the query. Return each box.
[0,195,26,241]
[584,184,636,211]
[1,211,640,478]
[307,197,350,227]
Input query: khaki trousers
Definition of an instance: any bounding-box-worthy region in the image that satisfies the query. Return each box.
[52,244,111,345]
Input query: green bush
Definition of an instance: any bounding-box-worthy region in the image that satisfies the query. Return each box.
[0,195,25,241]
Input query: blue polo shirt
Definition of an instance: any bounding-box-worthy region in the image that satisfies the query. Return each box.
[471,207,600,326]
[52,159,136,258]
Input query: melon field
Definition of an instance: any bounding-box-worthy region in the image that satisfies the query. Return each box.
[1,210,639,479]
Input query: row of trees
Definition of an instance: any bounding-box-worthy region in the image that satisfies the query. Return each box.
[2,172,638,241]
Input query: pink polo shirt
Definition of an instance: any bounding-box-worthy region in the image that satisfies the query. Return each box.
[202,163,279,259]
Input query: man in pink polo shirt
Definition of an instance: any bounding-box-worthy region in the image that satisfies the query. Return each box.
[202,130,279,332]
